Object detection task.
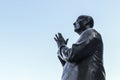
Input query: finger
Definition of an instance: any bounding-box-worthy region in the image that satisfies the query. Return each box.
[58,33,62,36]
[65,38,69,44]
[54,37,58,42]
[58,33,63,38]
[58,33,64,40]
[55,34,59,40]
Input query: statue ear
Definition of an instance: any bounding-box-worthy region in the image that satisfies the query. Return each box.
[83,20,88,26]
[84,19,90,27]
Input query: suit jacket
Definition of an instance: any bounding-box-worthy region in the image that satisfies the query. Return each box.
[57,28,105,80]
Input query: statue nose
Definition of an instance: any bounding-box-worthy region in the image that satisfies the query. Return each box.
[73,22,76,26]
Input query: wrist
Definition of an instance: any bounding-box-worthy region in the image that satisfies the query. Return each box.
[59,45,65,54]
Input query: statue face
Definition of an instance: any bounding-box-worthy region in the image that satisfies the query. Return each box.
[73,21,80,31]
[73,18,87,34]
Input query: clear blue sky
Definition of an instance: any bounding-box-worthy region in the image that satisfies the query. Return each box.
[0,0,120,80]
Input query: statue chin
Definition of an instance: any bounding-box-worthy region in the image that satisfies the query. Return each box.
[74,29,83,35]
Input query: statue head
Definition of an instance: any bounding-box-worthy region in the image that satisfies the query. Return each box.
[73,15,94,34]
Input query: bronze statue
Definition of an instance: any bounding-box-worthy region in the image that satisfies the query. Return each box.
[54,15,106,80]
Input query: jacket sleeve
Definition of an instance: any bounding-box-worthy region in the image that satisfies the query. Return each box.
[57,49,66,66]
[58,56,66,66]
[58,30,100,62]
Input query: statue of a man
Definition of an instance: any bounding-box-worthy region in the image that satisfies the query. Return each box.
[54,15,106,80]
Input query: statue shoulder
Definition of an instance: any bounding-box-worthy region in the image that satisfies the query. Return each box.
[82,28,102,40]
[88,28,102,40]
[85,28,99,34]
[76,28,102,44]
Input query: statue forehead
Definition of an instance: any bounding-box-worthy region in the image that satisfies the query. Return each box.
[76,16,89,22]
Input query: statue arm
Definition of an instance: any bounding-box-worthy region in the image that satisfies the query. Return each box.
[58,56,66,66]
[57,49,66,66]
[58,31,99,62]
[69,38,97,62]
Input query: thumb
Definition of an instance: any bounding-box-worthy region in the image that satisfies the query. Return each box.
[65,38,69,44]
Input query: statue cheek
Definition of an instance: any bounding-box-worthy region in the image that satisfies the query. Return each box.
[74,23,80,30]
